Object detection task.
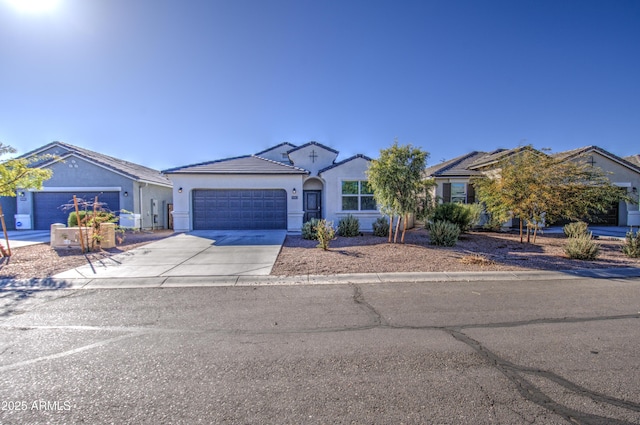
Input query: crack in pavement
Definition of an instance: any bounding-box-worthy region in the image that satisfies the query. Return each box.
[1,284,638,424]
[348,284,640,425]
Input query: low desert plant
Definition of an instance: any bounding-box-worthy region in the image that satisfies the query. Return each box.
[429,220,460,247]
[564,233,600,260]
[302,218,320,240]
[337,214,360,237]
[459,253,495,266]
[563,221,589,239]
[431,203,480,232]
[622,229,640,258]
[316,219,336,250]
[372,216,389,237]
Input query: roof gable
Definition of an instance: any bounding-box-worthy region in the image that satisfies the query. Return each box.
[554,146,640,175]
[286,141,339,175]
[23,141,172,187]
[318,154,373,174]
[254,142,297,164]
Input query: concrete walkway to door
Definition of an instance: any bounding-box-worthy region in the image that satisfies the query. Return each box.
[53,230,287,280]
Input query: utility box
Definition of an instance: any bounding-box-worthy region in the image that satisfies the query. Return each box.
[14,214,32,230]
[119,213,141,229]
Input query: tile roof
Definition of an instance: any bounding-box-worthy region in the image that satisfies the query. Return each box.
[26,141,172,187]
[163,155,309,174]
[553,145,640,173]
[424,151,489,177]
[467,146,542,169]
[254,142,297,156]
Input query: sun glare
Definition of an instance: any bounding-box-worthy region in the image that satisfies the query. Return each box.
[3,0,60,13]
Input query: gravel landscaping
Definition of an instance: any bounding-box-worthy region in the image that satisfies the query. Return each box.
[1,227,638,280]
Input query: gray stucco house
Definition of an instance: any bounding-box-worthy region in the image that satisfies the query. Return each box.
[1,141,173,230]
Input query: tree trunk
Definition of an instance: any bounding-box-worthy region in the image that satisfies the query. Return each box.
[74,196,86,254]
[519,219,524,243]
[394,215,401,243]
[0,203,11,257]
[388,215,393,243]
[401,213,408,243]
[526,223,531,244]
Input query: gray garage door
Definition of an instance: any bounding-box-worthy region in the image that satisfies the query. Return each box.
[33,192,120,230]
[192,189,287,230]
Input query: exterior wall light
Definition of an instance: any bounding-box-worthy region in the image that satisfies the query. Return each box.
[178,187,183,193]
[292,188,297,195]
[123,191,129,197]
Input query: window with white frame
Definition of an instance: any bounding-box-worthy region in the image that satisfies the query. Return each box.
[342,181,376,211]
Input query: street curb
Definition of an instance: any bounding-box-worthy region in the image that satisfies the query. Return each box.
[2,267,640,290]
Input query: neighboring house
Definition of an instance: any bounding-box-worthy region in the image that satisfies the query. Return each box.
[552,146,640,226]
[164,141,382,232]
[0,141,173,230]
[425,145,640,227]
[625,154,640,167]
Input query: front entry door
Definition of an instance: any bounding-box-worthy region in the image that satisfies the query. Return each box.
[303,190,321,222]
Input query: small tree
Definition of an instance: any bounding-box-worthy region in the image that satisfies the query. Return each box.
[367,141,429,243]
[0,143,54,255]
[473,146,626,243]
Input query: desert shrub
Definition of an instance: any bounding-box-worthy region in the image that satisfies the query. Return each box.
[337,214,360,237]
[464,203,483,230]
[431,203,479,232]
[563,221,589,239]
[68,211,115,227]
[622,229,640,258]
[302,218,319,240]
[429,220,460,247]
[316,219,336,250]
[372,216,389,237]
[459,253,495,266]
[564,233,600,260]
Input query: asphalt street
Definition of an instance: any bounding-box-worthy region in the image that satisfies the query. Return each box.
[0,277,639,424]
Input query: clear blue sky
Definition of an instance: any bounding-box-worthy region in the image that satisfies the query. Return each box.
[1,0,639,170]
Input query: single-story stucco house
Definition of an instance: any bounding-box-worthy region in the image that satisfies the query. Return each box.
[0,141,173,230]
[164,141,382,232]
[425,145,640,227]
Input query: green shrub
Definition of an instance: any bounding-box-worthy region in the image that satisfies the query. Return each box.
[564,233,600,260]
[563,221,589,239]
[372,216,389,237]
[622,229,640,258]
[429,220,460,247]
[316,219,336,250]
[465,203,483,230]
[302,218,320,240]
[337,214,360,237]
[431,203,479,232]
[68,211,115,227]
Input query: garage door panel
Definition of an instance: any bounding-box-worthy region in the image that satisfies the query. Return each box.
[33,192,120,230]
[192,189,287,230]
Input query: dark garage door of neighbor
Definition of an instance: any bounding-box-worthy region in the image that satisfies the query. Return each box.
[33,192,120,230]
[192,189,287,230]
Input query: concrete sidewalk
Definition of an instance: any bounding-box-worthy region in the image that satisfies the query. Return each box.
[3,267,640,291]
[52,230,287,280]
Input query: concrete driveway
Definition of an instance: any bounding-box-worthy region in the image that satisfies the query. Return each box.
[2,230,50,248]
[54,230,286,279]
